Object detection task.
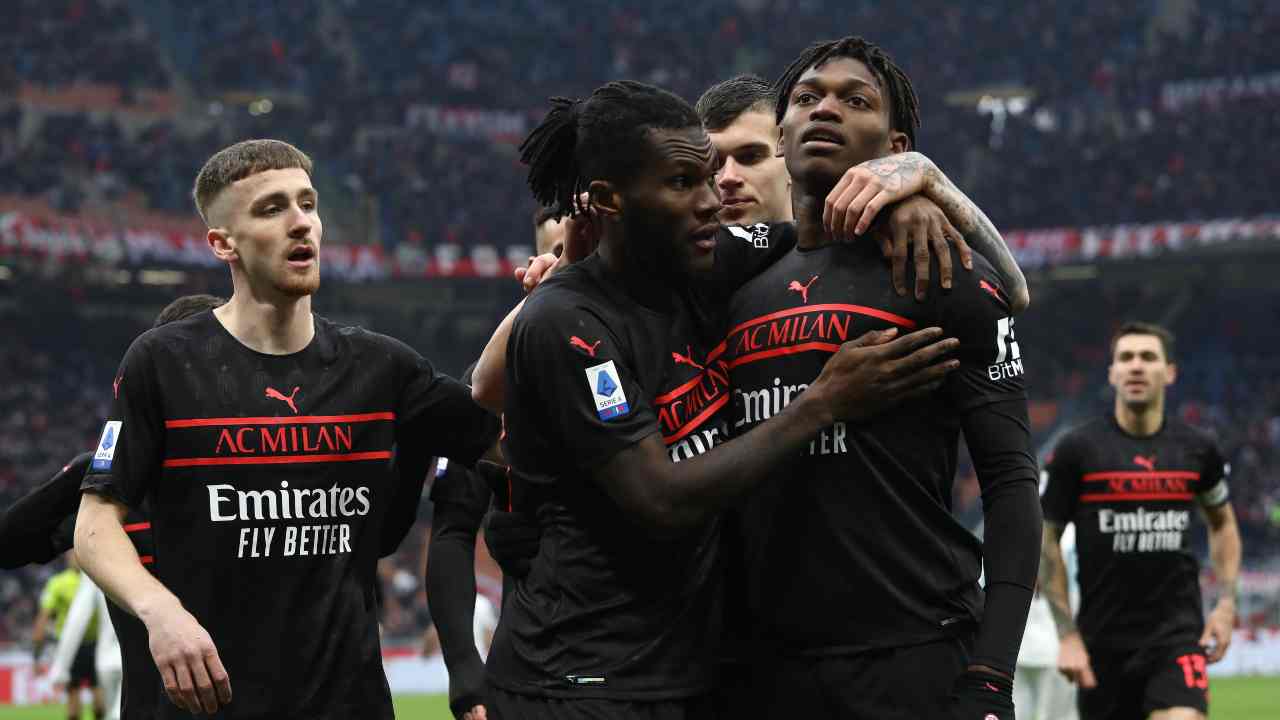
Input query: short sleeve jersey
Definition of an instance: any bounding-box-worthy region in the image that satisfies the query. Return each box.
[81,310,498,719]
[1041,416,1229,651]
[724,241,1032,654]
[487,224,796,700]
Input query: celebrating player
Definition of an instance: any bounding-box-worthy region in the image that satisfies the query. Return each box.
[74,139,500,718]
[1040,322,1242,720]
[717,36,1040,719]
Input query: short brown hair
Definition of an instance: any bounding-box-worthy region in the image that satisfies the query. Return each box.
[192,139,313,224]
[1110,321,1176,363]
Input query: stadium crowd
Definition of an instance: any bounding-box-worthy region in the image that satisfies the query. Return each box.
[1,0,1278,653]
[3,0,1278,247]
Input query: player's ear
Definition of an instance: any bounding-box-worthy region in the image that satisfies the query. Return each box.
[207,227,237,263]
[588,180,622,220]
[776,126,786,158]
[1165,362,1178,386]
[889,129,910,155]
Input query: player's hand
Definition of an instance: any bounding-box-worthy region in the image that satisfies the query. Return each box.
[875,195,972,301]
[516,194,599,292]
[810,327,959,422]
[1200,600,1235,663]
[1057,631,1097,688]
[462,705,488,720]
[143,597,232,714]
[824,151,935,240]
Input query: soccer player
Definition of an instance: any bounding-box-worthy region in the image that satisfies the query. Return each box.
[1015,525,1079,720]
[74,139,500,719]
[1040,322,1242,720]
[720,36,1041,719]
[474,81,964,720]
[34,553,105,720]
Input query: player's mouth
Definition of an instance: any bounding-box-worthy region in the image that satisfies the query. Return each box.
[800,125,846,149]
[689,224,719,252]
[287,244,317,268]
[1124,379,1148,391]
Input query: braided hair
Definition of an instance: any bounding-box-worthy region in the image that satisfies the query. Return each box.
[773,36,920,148]
[520,80,702,218]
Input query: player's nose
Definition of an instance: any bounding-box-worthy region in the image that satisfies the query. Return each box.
[718,159,744,189]
[810,93,843,121]
[287,205,313,238]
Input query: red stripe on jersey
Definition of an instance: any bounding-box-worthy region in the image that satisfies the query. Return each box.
[726,303,916,339]
[1082,471,1200,482]
[653,374,707,406]
[123,522,151,533]
[164,412,395,428]
[139,556,154,565]
[163,450,393,468]
[661,394,730,445]
[1080,492,1194,503]
[728,341,843,368]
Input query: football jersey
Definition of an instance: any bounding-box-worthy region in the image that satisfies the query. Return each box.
[488,224,795,700]
[82,310,499,719]
[724,240,1034,660]
[1041,416,1229,651]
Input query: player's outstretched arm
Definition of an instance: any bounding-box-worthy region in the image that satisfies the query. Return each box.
[822,152,1030,313]
[1040,521,1096,688]
[1199,502,1242,663]
[595,328,959,536]
[76,492,232,714]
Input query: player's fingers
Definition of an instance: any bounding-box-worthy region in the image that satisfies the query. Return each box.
[823,172,855,234]
[189,656,219,714]
[929,217,953,291]
[890,359,960,394]
[913,222,931,301]
[843,183,879,240]
[843,327,899,349]
[855,191,890,236]
[879,327,949,358]
[891,335,960,376]
[205,648,233,705]
[1081,662,1098,689]
[160,663,184,709]
[175,661,200,714]
[951,224,974,270]
[473,705,489,720]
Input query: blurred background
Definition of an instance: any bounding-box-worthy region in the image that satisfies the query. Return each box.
[1,0,1278,715]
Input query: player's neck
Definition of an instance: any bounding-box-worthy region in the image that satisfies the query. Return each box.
[597,231,677,311]
[215,293,315,355]
[1114,397,1165,437]
[792,183,835,250]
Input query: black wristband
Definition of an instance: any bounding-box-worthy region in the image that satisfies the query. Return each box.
[950,668,1014,720]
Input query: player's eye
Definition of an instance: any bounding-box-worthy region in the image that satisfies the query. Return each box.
[738,150,764,166]
[847,95,870,109]
[794,91,818,105]
[669,175,692,189]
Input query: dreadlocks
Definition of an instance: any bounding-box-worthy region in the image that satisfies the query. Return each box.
[773,36,920,148]
[520,80,702,218]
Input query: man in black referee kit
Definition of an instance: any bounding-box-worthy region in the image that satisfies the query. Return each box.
[74,139,500,719]
[1040,322,1241,720]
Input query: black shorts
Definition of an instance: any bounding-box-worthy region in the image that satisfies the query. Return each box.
[487,686,718,720]
[69,643,97,687]
[1080,643,1209,719]
[746,636,971,720]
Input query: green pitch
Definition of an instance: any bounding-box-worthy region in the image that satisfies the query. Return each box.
[0,677,1277,718]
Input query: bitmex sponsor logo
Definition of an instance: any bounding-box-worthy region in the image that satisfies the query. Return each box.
[162,412,395,468]
[726,304,916,369]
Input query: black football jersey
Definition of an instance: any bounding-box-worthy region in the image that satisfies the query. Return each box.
[1041,416,1229,651]
[82,310,498,719]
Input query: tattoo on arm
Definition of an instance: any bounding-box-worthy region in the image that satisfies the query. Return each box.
[1038,521,1077,638]
[922,164,1030,313]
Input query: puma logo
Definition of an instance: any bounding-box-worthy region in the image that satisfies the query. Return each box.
[671,345,704,370]
[569,336,602,357]
[787,275,819,304]
[265,386,301,415]
[113,375,123,399]
[1133,454,1156,472]
[979,279,1007,306]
